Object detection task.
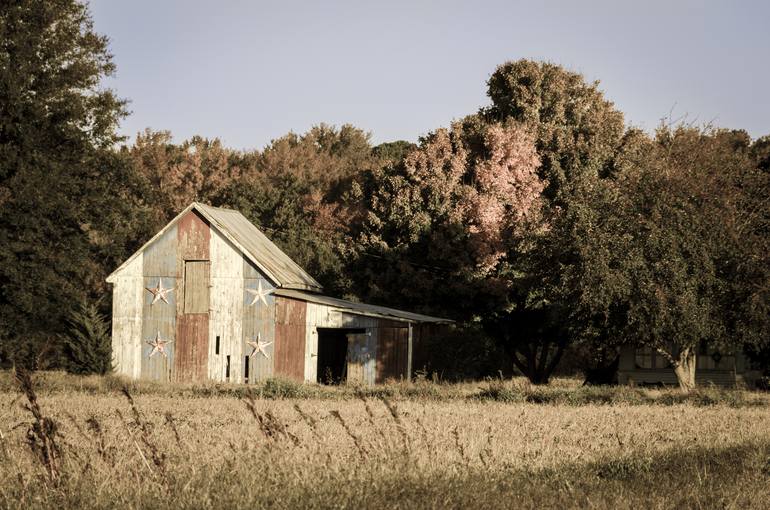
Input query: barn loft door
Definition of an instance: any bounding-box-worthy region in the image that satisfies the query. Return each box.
[175,260,210,382]
[184,261,210,313]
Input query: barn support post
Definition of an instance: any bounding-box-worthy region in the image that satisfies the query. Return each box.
[407,323,413,382]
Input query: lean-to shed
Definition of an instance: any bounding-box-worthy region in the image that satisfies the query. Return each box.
[107,202,451,384]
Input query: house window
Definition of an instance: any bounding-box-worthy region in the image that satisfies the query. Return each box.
[697,341,732,370]
[635,347,653,369]
[635,345,673,369]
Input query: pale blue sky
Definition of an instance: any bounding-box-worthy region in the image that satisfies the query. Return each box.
[90,0,770,150]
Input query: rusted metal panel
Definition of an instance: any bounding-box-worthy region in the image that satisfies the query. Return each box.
[376,322,409,383]
[174,210,210,382]
[274,296,306,381]
[174,313,209,382]
[242,256,276,383]
[177,210,211,260]
[183,261,210,313]
[208,228,243,382]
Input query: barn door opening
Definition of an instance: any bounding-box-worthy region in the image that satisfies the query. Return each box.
[316,328,365,384]
[175,260,210,382]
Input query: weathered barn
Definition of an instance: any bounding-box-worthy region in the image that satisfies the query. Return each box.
[107,202,451,384]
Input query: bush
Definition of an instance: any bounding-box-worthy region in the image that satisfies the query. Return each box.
[62,300,112,375]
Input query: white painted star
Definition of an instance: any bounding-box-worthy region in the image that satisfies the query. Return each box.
[146,331,173,358]
[246,333,273,359]
[245,280,272,306]
[145,278,174,305]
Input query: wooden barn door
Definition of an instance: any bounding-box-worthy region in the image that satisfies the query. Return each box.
[175,260,210,381]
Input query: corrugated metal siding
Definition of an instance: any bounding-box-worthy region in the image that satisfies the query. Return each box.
[411,323,449,374]
[140,224,178,382]
[174,314,209,382]
[196,203,322,291]
[173,211,210,382]
[111,253,144,379]
[208,228,243,382]
[275,296,306,381]
[346,333,371,384]
[376,320,409,383]
[242,256,276,382]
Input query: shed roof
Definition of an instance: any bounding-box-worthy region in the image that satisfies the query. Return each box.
[274,289,453,324]
[106,202,322,291]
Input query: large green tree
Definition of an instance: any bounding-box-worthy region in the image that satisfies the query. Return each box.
[479,60,627,383]
[567,126,770,391]
[0,0,127,367]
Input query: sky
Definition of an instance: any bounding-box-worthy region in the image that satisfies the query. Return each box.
[89,0,770,151]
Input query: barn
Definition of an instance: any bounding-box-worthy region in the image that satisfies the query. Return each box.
[106,202,451,385]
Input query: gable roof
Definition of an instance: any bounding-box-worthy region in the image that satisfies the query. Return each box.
[274,289,453,324]
[106,202,322,291]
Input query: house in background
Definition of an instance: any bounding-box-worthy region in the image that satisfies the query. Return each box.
[617,344,762,387]
[106,202,451,385]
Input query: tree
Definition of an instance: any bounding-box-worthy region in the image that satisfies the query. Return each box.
[222,124,377,296]
[352,119,542,320]
[568,125,770,391]
[62,299,112,375]
[478,60,627,383]
[0,0,127,367]
[485,59,625,202]
[127,130,247,229]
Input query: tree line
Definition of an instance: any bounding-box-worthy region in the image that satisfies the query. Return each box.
[1,0,768,390]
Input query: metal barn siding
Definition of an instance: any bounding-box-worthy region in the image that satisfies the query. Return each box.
[375,320,410,383]
[108,202,452,384]
[174,211,211,382]
[208,228,244,382]
[141,225,178,381]
[242,256,276,383]
[111,253,144,379]
[275,296,307,381]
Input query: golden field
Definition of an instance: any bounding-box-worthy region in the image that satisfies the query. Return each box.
[1,372,769,509]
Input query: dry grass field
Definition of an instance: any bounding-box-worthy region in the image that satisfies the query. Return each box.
[1,371,769,509]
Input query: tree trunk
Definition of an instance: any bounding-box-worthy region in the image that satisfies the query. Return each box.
[673,348,697,392]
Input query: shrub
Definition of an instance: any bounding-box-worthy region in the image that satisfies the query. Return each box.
[61,300,112,375]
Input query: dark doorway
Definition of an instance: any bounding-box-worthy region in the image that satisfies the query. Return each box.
[317,328,364,384]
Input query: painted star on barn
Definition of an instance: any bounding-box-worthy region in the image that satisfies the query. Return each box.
[147,331,173,358]
[247,333,273,359]
[246,280,272,306]
[145,278,174,305]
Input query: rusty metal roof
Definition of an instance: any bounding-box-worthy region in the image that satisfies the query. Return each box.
[107,202,322,291]
[274,289,453,324]
[194,203,322,291]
